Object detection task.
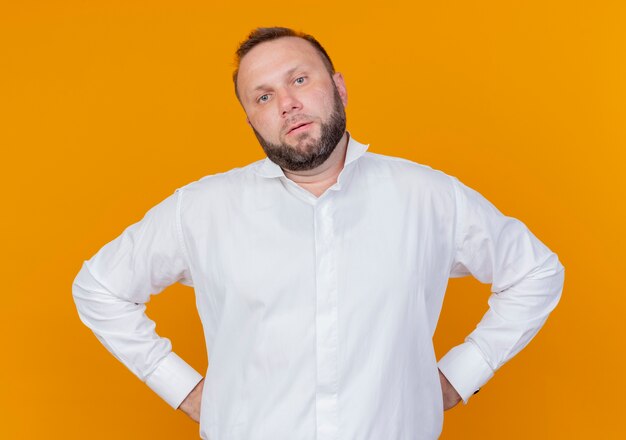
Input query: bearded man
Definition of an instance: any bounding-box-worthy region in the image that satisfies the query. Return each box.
[73,27,564,440]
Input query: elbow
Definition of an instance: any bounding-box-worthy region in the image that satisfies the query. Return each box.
[530,251,565,287]
[541,252,565,314]
[71,261,86,303]
[72,261,93,321]
[72,261,110,323]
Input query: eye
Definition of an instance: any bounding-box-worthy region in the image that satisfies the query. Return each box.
[257,94,270,104]
[294,76,306,85]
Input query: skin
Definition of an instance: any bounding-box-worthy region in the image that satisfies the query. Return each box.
[237,36,350,197]
[179,378,204,422]
[179,36,462,422]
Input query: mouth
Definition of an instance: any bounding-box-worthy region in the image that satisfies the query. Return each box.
[286,121,312,135]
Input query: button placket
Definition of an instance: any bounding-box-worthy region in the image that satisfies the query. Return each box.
[314,197,340,440]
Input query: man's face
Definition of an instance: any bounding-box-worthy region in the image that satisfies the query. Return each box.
[236,37,348,171]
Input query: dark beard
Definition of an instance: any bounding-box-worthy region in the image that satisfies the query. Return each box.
[251,86,346,172]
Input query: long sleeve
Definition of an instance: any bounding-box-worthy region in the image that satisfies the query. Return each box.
[437,177,565,403]
[72,189,203,409]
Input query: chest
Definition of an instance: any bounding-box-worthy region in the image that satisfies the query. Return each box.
[183,182,455,313]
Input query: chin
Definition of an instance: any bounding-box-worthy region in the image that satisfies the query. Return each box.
[293,136,321,152]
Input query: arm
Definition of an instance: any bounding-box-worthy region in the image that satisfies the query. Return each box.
[179,378,205,422]
[72,189,203,411]
[437,177,565,405]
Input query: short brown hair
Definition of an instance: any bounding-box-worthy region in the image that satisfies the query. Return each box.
[233,27,336,101]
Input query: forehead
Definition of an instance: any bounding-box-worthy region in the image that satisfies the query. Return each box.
[237,37,327,92]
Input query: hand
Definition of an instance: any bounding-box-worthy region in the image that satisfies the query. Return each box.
[438,369,462,411]
[179,378,204,423]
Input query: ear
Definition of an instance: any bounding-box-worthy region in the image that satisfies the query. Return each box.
[332,72,348,107]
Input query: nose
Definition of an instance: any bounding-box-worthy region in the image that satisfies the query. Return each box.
[277,89,302,117]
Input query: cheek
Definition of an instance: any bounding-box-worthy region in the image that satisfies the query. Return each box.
[250,113,280,138]
[308,88,332,108]
[305,87,337,116]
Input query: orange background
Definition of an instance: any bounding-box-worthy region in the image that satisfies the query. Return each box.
[1,1,624,438]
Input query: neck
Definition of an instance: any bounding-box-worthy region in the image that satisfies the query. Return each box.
[283,132,349,197]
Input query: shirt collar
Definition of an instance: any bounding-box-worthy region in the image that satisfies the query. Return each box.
[254,131,369,179]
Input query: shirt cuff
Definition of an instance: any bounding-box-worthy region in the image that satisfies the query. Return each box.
[437,341,495,404]
[145,352,204,409]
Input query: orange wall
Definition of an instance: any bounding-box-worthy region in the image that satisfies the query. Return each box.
[1,1,624,438]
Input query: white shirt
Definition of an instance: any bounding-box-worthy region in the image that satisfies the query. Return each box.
[72,135,564,440]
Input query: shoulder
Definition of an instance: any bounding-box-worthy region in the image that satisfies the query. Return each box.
[175,159,265,197]
[358,151,456,192]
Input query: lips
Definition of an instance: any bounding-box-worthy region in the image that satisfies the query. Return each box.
[286,121,312,135]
